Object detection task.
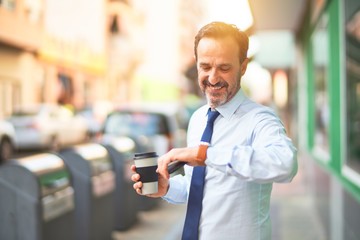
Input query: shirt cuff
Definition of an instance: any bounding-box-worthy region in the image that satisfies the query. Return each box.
[162,176,187,204]
[205,147,233,173]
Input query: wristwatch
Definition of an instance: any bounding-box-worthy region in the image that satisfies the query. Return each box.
[196,142,210,161]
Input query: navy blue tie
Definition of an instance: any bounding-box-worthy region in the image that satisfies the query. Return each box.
[182,109,220,240]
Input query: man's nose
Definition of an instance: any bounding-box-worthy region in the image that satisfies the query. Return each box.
[208,69,220,85]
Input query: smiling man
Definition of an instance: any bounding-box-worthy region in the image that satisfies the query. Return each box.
[131,21,298,240]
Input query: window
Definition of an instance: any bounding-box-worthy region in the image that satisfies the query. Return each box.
[344,0,360,174]
[0,0,15,10]
[24,0,43,23]
[312,14,330,160]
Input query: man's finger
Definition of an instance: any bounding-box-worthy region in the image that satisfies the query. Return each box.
[131,173,140,182]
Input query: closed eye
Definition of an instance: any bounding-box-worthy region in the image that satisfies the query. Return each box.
[199,64,211,71]
[219,64,231,72]
[199,63,232,72]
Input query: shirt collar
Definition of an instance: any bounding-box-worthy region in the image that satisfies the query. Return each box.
[214,89,246,120]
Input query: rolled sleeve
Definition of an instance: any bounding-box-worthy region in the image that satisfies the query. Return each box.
[162,174,189,204]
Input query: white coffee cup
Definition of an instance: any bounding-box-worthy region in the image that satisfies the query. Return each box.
[133,152,158,195]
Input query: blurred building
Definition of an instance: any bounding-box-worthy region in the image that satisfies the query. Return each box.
[0,0,207,118]
[39,0,108,109]
[0,0,109,117]
[0,0,44,117]
[108,0,205,103]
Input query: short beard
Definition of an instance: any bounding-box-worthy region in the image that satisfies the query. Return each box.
[201,79,240,108]
[201,79,229,108]
[205,93,227,108]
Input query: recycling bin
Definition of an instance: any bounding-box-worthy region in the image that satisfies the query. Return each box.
[101,136,139,231]
[0,153,75,240]
[59,143,115,240]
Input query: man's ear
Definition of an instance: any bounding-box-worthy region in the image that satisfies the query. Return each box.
[240,58,249,76]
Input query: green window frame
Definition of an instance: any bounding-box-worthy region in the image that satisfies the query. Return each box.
[311,13,331,162]
[341,0,360,185]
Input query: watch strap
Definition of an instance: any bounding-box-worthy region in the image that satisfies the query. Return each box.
[196,144,208,161]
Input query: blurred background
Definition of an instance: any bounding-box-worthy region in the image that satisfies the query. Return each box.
[0,0,360,239]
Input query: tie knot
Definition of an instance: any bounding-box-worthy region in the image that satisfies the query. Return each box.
[207,109,220,124]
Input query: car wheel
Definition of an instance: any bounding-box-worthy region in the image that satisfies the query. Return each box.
[0,138,14,164]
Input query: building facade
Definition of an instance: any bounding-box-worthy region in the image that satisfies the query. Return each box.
[0,0,115,117]
[297,0,360,239]
[0,0,44,117]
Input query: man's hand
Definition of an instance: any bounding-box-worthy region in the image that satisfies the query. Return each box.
[156,147,204,179]
[130,164,169,198]
[131,146,205,197]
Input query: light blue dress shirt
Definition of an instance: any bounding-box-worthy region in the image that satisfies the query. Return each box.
[163,89,298,240]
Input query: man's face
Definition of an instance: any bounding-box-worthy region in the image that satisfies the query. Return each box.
[196,36,247,108]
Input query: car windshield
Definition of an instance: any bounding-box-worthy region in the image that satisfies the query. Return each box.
[104,112,169,137]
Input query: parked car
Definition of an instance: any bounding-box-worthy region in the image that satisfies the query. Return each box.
[77,102,113,139]
[7,104,88,151]
[102,103,188,156]
[77,107,104,139]
[0,120,15,164]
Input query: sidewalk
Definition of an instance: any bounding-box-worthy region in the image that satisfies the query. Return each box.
[112,201,186,240]
[270,155,326,240]
[113,155,326,240]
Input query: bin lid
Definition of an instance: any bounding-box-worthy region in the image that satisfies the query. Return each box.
[102,136,135,153]
[17,153,66,176]
[72,143,108,161]
[72,143,113,176]
[15,153,72,197]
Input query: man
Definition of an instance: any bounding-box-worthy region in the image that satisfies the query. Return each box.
[131,21,297,240]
